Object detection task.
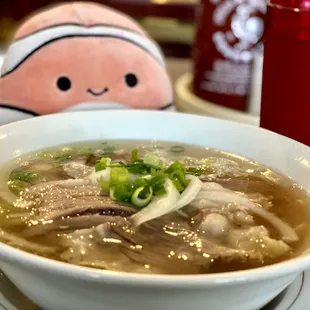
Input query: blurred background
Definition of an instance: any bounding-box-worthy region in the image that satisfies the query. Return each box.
[0,0,266,128]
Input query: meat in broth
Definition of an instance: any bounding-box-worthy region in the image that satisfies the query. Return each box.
[0,141,308,275]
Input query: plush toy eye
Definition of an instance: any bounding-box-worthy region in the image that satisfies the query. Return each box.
[57,76,72,91]
[124,73,138,88]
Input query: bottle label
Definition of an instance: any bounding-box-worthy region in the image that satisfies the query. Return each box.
[201,59,251,95]
[201,0,266,96]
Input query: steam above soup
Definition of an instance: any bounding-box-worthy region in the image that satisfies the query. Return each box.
[0,141,309,275]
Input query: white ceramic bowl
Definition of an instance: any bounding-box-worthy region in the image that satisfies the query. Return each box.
[0,110,309,310]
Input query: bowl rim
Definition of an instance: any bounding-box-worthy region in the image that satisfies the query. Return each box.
[0,110,309,287]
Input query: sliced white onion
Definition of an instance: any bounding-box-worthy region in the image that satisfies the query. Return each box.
[131,178,180,226]
[193,183,299,243]
[172,175,202,211]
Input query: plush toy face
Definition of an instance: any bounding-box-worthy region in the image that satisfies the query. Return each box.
[1,37,172,114]
[0,2,173,123]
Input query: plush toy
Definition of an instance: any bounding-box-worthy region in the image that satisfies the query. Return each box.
[0,2,173,125]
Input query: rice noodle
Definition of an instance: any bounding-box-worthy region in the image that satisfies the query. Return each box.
[191,183,299,243]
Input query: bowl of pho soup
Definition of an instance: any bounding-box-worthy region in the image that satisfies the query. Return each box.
[0,110,309,310]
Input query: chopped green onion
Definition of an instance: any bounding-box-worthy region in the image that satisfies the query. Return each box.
[131,149,142,163]
[111,182,134,203]
[149,174,166,187]
[170,170,189,187]
[170,145,184,153]
[110,167,128,186]
[95,157,112,172]
[166,161,186,174]
[109,161,125,167]
[134,177,149,189]
[150,167,157,176]
[93,148,200,206]
[125,163,161,175]
[165,161,189,193]
[10,171,39,182]
[186,167,205,176]
[185,159,213,176]
[100,179,110,192]
[154,188,167,197]
[149,174,167,196]
[132,186,153,208]
[100,157,111,165]
[143,153,163,169]
[142,175,152,181]
[95,162,102,172]
[169,176,184,192]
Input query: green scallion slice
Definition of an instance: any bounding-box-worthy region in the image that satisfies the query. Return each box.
[166,161,186,174]
[132,186,153,208]
[143,153,163,169]
[170,170,189,187]
[95,157,112,171]
[10,171,40,182]
[149,174,167,196]
[169,176,185,192]
[170,145,184,153]
[134,177,149,189]
[110,167,128,186]
[131,149,142,163]
[100,179,110,192]
[111,182,134,203]
[154,187,167,197]
[186,167,204,176]
[125,163,161,175]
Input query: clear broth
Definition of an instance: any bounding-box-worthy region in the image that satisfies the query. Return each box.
[0,140,309,275]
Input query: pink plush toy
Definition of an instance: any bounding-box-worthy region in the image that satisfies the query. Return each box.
[0,2,173,124]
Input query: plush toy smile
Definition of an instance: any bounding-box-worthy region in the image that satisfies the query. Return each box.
[87,88,109,96]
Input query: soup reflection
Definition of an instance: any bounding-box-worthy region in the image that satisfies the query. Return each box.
[0,141,308,275]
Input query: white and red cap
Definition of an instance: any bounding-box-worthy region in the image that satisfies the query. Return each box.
[1,24,166,77]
